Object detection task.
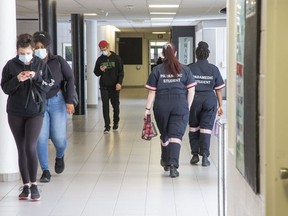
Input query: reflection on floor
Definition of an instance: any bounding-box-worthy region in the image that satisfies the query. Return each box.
[0,87,218,216]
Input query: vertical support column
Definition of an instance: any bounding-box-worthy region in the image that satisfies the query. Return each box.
[38,0,57,55]
[0,0,19,181]
[71,14,86,115]
[86,21,99,107]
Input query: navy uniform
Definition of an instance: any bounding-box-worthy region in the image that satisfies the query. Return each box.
[188,59,225,160]
[146,64,196,168]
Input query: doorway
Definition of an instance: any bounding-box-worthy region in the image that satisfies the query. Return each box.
[149,41,166,71]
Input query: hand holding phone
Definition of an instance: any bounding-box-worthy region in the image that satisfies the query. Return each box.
[18,71,35,82]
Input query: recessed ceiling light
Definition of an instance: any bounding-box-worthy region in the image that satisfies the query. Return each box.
[149,5,179,8]
[150,12,176,15]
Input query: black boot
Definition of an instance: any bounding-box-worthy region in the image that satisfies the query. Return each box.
[160,159,169,171]
[202,153,210,167]
[170,164,179,178]
[190,154,200,165]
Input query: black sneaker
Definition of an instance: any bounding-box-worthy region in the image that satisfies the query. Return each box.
[30,184,41,201]
[112,124,118,130]
[190,154,200,165]
[202,153,210,167]
[18,185,30,200]
[40,170,51,183]
[170,165,179,178]
[55,156,65,174]
[160,159,169,171]
[104,128,110,134]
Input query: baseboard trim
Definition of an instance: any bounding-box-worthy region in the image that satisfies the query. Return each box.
[0,172,20,182]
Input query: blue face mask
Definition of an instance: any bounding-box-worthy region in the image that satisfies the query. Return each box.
[34,48,47,59]
[18,54,33,64]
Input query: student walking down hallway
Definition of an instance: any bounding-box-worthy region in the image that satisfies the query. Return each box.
[188,41,225,167]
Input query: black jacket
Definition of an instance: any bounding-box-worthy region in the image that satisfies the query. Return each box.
[1,55,54,117]
[46,54,75,104]
[93,51,124,88]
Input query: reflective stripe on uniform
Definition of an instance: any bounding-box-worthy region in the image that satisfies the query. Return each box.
[161,140,169,146]
[214,83,225,90]
[145,84,156,91]
[189,126,200,132]
[168,138,181,144]
[200,128,212,134]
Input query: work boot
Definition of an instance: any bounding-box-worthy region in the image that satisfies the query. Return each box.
[190,154,200,165]
[170,165,179,178]
[202,153,210,167]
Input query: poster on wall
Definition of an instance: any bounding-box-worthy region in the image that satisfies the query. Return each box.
[236,0,246,176]
[178,37,193,65]
[235,0,260,193]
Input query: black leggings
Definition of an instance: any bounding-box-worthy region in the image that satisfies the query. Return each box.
[8,114,43,184]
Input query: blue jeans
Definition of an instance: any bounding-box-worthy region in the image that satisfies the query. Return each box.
[37,91,67,171]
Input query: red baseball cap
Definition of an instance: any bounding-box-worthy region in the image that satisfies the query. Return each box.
[98,40,109,48]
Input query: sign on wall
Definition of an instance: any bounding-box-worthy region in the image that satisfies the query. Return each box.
[178,37,193,65]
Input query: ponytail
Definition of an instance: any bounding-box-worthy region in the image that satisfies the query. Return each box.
[162,43,181,77]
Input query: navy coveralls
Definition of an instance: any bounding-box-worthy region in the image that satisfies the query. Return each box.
[146,64,196,167]
[188,60,225,157]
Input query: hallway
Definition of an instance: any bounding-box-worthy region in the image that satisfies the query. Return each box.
[0,88,218,216]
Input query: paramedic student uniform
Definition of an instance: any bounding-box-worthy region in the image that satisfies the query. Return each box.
[188,41,225,167]
[145,42,196,178]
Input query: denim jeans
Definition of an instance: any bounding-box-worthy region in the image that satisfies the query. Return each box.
[37,91,67,171]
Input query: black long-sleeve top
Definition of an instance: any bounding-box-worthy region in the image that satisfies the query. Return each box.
[93,51,124,88]
[1,55,55,117]
[46,54,75,104]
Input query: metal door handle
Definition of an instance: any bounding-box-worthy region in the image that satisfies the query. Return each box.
[280,168,288,179]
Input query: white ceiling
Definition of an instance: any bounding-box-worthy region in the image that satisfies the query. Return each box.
[16,0,226,32]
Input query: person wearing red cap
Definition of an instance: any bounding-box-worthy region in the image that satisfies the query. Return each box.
[94,40,124,134]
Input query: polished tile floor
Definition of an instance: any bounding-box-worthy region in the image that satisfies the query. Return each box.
[0,88,219,216]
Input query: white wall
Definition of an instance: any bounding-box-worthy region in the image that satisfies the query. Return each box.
[57,22,71,57]
[17,20,38,35]
[195,23,227,98]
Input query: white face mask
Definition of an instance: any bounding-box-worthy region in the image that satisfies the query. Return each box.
[102,50,109,56]
[18,54,33,64]
[34,48,47,59]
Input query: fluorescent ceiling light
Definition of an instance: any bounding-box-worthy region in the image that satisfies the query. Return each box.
[151,17,173,20]
[84,13,97,16]
[149,5,179,8]
[152,32,166,34]
[150,12,176,15]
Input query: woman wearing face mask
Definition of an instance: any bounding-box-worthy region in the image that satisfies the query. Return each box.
[32,31,75,183]
[1,33,54,201]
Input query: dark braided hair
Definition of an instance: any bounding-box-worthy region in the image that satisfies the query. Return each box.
[162,42,181,77]
[195,41,210,60]
[33,31,51,48]
[16,33,35,49]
